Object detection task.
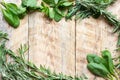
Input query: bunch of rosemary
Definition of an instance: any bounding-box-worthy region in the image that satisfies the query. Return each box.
[66,0,120,47]
[0,31,88,80]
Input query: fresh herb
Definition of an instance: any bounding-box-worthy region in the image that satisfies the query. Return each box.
[0,1,26,28]
[87,50,119,80]
[0,31,8,41]
[101,50,115,75]
[0,30,88,80]
[66,0,120,47]
[0,0,73,28]
[40,0,73,22]
[1,9,20,28]
[87,63,110,78]
[66,0,114,19]
[21,0,39,12]
[1,1,26,18]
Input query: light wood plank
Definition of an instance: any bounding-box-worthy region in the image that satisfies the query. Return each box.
[0,0,28,51]
[76,0,120,79]
[28,0,75,75]
[0,0,120,79]
[0,0,28,79]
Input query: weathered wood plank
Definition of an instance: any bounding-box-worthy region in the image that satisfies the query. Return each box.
[0,0,28,79]
[0,0,120,80]
[0,0,29,51]
[28,0,75,75]
[76,0,120,79]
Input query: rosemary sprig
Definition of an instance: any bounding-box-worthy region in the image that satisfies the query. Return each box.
[0,30,88,80]
[0,31,9,41]
[66,0,114,19]
[66,0,120,47]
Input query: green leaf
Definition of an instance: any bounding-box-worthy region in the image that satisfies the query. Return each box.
[17,6,26,19]
[41,0,72,21]
[0,2,26,19]
[54,8,64,16]
[1,2,18,15]
[54,0,59,4]
[22,0,37,9]
[60,2,73,7]
[87,63,110,78]
[42,0,55,6]
[43,7,49,16]
[87,54,103,64]
[54,10,63,22]
[101,50,115,75]
[40,3,49,16]
[53,8,65,22]
[48,8,55,19]
[2,9,20,28]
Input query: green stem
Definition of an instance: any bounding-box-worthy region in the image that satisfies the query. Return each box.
[0,5,2,11]
[114,68,119,80]
[107,74,114,80]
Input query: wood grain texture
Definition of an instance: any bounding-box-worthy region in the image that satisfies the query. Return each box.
[0,0,28,51]
[76,0,120,80]
[0,0,120,80]
[28,0,75,75]
[0,0,28,80]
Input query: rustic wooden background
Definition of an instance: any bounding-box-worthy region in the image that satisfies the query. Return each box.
[0,0,120,80]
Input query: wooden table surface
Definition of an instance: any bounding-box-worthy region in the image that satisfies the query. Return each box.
[0,0,120,80]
